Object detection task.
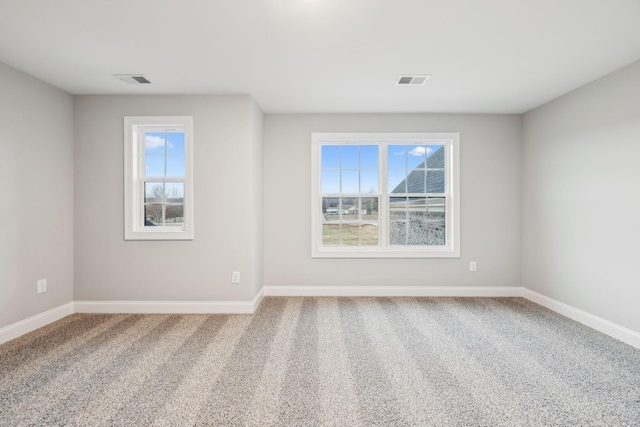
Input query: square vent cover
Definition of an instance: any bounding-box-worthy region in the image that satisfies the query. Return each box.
[396,75,431,85]
[114,74,151,84]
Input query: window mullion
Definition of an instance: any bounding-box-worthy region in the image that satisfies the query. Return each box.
[139,177,146,229]
[380,142,389,247]
[138,131,147,230]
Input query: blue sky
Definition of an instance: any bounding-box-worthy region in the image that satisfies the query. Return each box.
[145,132,185,178]
[321,144,442,194]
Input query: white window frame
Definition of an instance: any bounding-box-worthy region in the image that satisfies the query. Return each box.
[124,116,194,240]
[311,132,460,258]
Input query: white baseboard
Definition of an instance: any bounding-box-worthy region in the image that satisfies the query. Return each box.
[4,288,638,351]
[263,285,522,297]
[521,288,640,349]
[0,302,75,345]
[251,287,264,312]
[75,290,264,315]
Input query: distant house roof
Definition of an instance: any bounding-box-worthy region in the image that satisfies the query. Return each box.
[391,145,445,194]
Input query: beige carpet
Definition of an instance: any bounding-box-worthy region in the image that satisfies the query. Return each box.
[1,297,639,426]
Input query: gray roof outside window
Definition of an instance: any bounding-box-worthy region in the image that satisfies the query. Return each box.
[391,145,445,194]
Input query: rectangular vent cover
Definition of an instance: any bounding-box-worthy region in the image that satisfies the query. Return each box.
[396,75,431,85]
[114,74,152,84]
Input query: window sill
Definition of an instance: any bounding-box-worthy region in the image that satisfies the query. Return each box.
[125,229,194,241]
[312,247,460,259]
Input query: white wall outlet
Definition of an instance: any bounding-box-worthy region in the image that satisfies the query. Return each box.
[37,279,47,294]
[231,271,240,284]
[470,261,477,272]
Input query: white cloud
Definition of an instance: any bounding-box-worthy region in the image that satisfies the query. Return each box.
[145,135,174,150]
[409,146,433,157]
[145,135,165,149]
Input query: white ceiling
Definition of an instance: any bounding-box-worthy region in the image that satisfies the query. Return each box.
[1,0,639,114]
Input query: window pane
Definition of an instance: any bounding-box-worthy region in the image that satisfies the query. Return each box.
[360,225,378,246]
[407,145,427,169]
[428,197,446,220]
[145,182,164,203]
[165,182,184,203]
[360,197,379,246]
[360,170,378,193]
[145,155,165,177]
[407,220,428,245]
[341,170,359,194]
[388,170,406,194]
[166,155,185,177]
[322,197,340,246]
[321,146,340,169]
[322,224,341,246]
[321,170,340,194]
[165,205,184,227]
[406,170,426,193]
[427,170,445,193]
[166,132,185,154]
[144,204,163,226]
[339,197,358,245]
[144,132,166,154]
[388,145,406,169]
[360,197,378,221]
[322,197,340,217]
[341,197,357,218]
[341,145,359,169]
[428,221,446,245]
[389,197,406,220]
[321,197,380,247]
[389,221,407,245]
[360,145,378,169]
[426,145,445,168]
[341,224,360,246]
[408,197,426,221]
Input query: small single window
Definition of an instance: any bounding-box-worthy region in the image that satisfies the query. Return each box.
[124,116,194,240]
[311,133,460,258]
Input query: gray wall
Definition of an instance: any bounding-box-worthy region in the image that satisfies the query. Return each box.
[0,62,74,329]
[263,114,522,288]
[5,55,639,341]
[74,95,263,302]
[250,100,265,299]
[522,60,640,332]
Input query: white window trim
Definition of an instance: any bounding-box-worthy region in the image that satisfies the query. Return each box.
[124,116,194,240]
[311,132,460,258]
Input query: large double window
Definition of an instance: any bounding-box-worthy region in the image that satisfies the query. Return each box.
[124,116,194,240]
[311,133,460,258]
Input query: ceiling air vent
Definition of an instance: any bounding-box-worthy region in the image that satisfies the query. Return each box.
[396,75,431,85]
[114,74,151,84]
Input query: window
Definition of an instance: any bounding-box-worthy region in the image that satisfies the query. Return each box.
[124,116,194,240]
[311,133,460,258]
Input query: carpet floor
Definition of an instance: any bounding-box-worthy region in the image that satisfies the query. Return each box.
[1,297,639,426]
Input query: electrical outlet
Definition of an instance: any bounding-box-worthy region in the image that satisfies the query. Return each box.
[37,279,47,294]
[470,261,477,272]
[231,271,240,284]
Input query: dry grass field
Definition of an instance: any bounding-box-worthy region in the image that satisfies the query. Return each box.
[322,223,379,246]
